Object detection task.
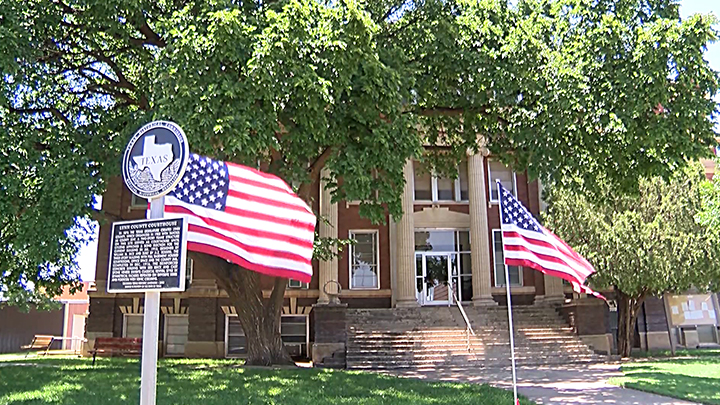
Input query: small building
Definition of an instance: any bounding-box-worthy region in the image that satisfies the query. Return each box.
[0,282,90,354]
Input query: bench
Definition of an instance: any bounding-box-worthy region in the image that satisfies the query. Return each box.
[89,337,142,365]
[21,335,55,358]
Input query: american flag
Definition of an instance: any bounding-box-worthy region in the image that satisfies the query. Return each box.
[163,153,316,283]
[497,181,604,299]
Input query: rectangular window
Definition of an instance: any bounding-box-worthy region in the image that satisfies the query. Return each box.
[123,314,144,338]
[225,314,309,358]
[413,160,469,202]
[488,160,515,202]
[225,315,247,358]
[163,315,189,356]
[413,161,433,201]
[130,194,148,209]
[281,315,309,357]
[288,279,309,289]
[436,176,455,201]
[492,230,522,286]
[349,230,379,289]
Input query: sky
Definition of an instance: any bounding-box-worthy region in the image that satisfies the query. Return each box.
[73,0,720,282]
[681,0,720,70]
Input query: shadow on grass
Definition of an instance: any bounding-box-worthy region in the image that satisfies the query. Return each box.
[615,363,720,405]
[631,348,720,359]
[0,358,534,405]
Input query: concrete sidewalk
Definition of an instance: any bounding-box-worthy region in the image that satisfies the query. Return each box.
[385,363,698,405]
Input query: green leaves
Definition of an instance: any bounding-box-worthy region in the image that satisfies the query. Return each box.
[543,163,720,299]
[1,0,718,302]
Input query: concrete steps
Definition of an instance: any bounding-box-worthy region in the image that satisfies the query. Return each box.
[345,306,606,370]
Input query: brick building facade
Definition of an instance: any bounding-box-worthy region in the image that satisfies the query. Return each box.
[86,152,720,360]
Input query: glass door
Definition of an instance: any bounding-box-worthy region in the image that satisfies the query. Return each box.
[415,253,452,305]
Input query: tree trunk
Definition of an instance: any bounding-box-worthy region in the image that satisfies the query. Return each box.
[616,290,646,358]
[198,253,294,366]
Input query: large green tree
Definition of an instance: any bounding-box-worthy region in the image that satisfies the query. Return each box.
[1,0,718,364]
[543,164,720,357]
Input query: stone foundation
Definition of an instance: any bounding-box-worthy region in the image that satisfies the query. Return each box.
[185,341,224,358]
[640,331,674,350]
[579,333,613,355]
[312,342,345,365]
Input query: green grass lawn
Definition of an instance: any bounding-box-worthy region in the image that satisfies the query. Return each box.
[0,356,533,405]
[610,350,720,404]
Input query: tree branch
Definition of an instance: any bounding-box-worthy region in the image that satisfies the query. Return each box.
[137,21,166,48]
[90,209,120,223]
[308,147,333,183]
[54,0,79,14]
[84,51,136,91]
[415,107,487,117]
[8,107,71,126]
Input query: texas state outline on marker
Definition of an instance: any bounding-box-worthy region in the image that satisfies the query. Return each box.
[133,135,174,181]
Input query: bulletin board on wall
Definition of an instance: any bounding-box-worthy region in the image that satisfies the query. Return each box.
[665,293,719,327]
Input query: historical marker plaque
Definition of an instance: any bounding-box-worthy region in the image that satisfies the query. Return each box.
[107,217,188,293]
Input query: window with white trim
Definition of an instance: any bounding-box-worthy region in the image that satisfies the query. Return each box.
[163,314,189,357]
[349,230,379,289]
[492,230,522,286]
[487,160,515,202]
[225,315,247,358]
[281,315,309,357]
[130,194,148,209]
[288,279,309,289]
[123,314,144,338]
[413,160,469,202]
[225,314,309,358]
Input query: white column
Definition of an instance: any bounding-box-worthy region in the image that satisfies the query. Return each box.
[395,160,419,307]
[468,152,495,306]
[542,275,566,304]
[318,168,339,304]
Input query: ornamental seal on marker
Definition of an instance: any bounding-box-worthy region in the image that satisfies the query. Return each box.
[122,121,189,199]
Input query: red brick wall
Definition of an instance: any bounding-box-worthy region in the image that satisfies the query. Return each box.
[337,203,390,292]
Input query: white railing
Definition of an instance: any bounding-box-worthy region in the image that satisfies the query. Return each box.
[449,281,476,351]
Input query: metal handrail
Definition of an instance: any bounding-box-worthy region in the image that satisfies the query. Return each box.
[449,281,476,351]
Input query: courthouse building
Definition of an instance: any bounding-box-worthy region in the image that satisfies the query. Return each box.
[86,151,720,361]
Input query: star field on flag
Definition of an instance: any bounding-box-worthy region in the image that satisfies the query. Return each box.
[497,181,604,300]
[163,153,316,282]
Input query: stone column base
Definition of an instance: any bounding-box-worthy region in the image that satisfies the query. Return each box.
[472,296,497,307]
[395,298,420,308]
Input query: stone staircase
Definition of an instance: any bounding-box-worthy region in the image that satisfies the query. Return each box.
[345,305,606,370]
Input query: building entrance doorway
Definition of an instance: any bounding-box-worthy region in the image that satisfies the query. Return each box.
[415,253,456,306]
[414,230,473,306]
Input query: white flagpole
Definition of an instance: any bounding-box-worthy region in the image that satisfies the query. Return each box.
[497,181,519,405]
